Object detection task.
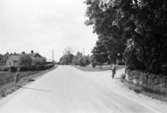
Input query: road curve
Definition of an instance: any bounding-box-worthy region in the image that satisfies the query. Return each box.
[0,66,167,113]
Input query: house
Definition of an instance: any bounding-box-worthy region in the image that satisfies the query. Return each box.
[6,51,46,68]
[6,54,22,67]
[30,52,46,65]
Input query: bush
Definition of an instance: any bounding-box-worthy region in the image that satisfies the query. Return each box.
[18,62,55,71]
[10,67,17,72]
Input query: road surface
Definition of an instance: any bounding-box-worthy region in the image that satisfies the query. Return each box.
[0,66,167,113]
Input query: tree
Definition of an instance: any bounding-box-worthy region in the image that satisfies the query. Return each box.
[72,52,91,66]
[85,0,167,74]
[85,0,126,65]
[91,39,109,65]
[59,50,74,65]
[20,55,32,67]
[72,52,83,65]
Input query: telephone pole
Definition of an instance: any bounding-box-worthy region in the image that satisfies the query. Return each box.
[52,49,55,63]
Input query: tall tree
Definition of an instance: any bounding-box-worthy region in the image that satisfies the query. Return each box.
[85,0,126,64]
[91,39,109,65]
[85,0,167,74]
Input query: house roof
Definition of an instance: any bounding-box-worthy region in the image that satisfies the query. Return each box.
[7,52,46,62]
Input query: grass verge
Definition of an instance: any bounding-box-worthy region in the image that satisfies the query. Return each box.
[0,66,57,99]
[121,78,167,102]
[74,65,125,72]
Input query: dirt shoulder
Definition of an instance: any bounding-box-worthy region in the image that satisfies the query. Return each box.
[0,66,57,99]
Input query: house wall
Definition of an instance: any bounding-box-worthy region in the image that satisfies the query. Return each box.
[6,53,46,67]
[31,56,46,65]
[6,56,21,67]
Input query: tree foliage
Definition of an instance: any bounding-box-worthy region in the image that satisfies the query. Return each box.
[59,50,74,65]
[91,39,109,65]
[59,50,90,66]
[20,55,32,67]
[85,0,126,64]
[72,52,90,66]
[85,0,167,74]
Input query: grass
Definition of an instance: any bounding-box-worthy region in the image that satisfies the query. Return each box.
[0,66,57,98]
[121,78,167,102]
[74,65,125,72]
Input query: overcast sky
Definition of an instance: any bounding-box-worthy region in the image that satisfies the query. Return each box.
[0,0,97,61]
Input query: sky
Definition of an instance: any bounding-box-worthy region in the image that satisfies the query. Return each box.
[0,0,97,61]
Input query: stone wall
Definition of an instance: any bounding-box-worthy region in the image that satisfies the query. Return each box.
[125,69,167,95]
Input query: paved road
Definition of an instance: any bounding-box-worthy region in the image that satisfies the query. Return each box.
[0,66,167,113]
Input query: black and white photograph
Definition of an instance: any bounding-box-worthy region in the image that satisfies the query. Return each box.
[0,0,167,113]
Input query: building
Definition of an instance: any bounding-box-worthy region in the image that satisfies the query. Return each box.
[30,52,46,65]
[6,51,46,68]
[6,54,22,67]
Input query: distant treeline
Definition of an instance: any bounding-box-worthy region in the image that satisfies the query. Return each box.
[59,51,91,66]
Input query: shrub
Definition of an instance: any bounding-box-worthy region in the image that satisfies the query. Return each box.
[10,67,17,72]
[18,62,55,71]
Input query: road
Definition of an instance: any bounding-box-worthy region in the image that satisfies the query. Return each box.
[0,66,167,113]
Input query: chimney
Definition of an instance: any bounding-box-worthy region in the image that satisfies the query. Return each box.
[22,51,25,54]
[31,50,34,54]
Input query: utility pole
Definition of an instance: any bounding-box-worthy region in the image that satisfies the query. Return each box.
[52,49,55,63]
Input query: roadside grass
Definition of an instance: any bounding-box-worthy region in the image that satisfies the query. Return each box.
[121,78,167,102]
[0,66,57,98]
[74,65,125,72]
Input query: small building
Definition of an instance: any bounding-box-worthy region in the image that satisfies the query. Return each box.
[6,55,21,68]
[6,51,46,68]
[30,53,46,65]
